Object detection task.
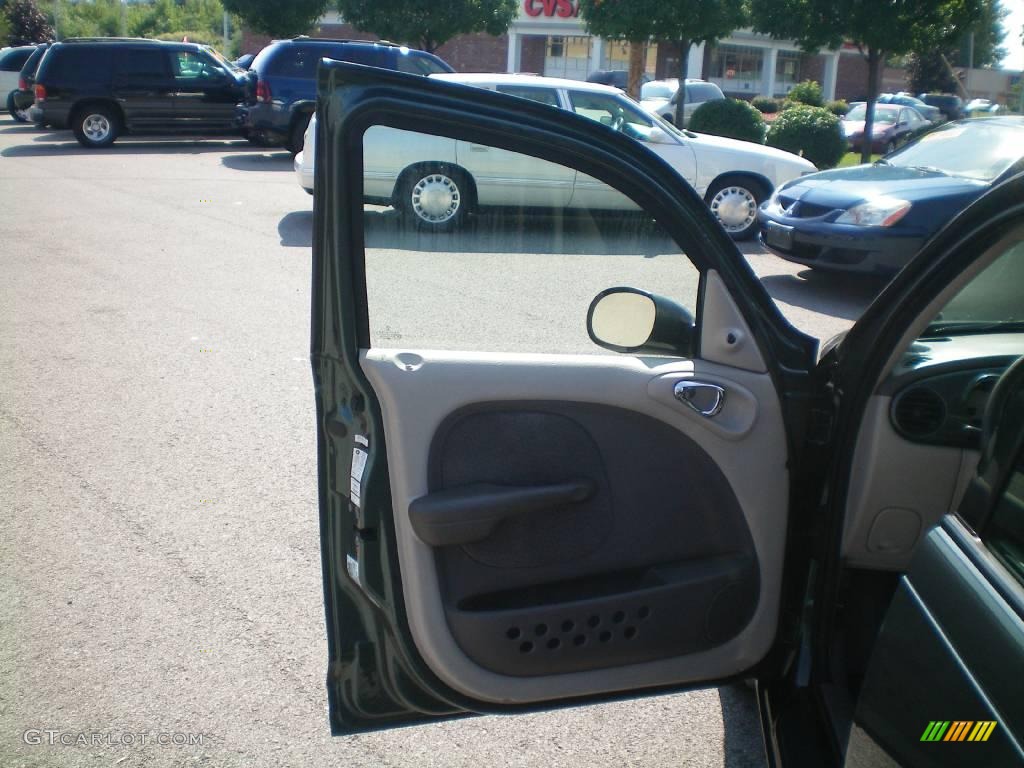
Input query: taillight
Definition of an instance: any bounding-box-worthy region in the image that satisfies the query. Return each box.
[34,84,46,102]
[255,80,271,103]
[18,76,27,91]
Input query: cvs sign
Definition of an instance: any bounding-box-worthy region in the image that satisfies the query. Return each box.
[523,0,581,18]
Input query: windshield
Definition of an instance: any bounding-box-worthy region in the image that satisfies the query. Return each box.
[203,46,241,72]
[922,238,1024,335]
[845,104,898,124]
[641,82,676,100]
[889,121,1024,181]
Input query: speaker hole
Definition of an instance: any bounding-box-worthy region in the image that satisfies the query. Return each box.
[561,620,575,633]
[546,638,561,650]
[612,610,625,624]
[519,641,534,653]
[573,635,586,647]
[506,627,521,640]
[599,631,612,643]
[624,626,637,640]
[638,606,651,620]
[534,623,548,637]
[587,615,600,628]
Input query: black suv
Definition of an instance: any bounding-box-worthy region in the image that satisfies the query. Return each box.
[918,92,964,121]
[244,37,453,153]
[30,38,254,148]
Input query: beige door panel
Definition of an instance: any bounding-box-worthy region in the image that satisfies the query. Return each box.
[361,349,789,704]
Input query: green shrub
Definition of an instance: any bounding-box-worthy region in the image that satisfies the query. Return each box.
[788,80,824,107]
[779,99,799,111]
[826,99,849,116]
[751,96,780,114]
[689,98,766,144]
[766,105,846,169]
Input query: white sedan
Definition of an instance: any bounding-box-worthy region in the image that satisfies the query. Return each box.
[295,73,815,239]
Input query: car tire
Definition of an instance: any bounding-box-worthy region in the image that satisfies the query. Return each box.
[706,177,766,241]
[398,165,472,232]
[72,104,119,148]
[883,140,896,155]
[7,91,29,123]
[289,113,311,155]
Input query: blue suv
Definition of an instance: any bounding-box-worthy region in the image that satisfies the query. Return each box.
[244,37,453,153]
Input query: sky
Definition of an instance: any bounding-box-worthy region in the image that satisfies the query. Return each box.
[1005,0,1024,70]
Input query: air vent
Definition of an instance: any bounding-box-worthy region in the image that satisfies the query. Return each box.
[893,387,946,438]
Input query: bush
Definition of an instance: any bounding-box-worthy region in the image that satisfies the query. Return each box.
[766,105,846,169]
[751,96,780,114]
[787,80,824,107]
[826,99,849,116]
[779,99,799,111]
[689,98,766,144]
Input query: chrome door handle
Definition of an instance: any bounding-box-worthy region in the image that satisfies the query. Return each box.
[673,381,726,417]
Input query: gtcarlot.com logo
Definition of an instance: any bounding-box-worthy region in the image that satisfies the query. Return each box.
[920,721,998,743]
[23,730,207,747]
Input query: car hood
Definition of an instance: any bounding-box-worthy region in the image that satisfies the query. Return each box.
[685,130,817,171]
[776,164,988,206]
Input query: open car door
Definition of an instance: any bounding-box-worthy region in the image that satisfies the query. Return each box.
[311,62,819,733]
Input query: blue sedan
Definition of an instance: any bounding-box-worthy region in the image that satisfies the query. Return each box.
[758,117,1024,274]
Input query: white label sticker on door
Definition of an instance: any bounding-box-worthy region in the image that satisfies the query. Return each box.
[350,446,368,507]
[346,554,359,584]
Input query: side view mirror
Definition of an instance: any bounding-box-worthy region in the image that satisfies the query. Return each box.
[587,287,695,356]
[646,126,674,144]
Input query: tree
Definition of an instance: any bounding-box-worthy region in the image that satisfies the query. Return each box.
[221,0,328,38]
[578,0,745,109]
[4,0,54,45]
[335,0,517,54]
[907,51,959,94]
[750,0,982,163]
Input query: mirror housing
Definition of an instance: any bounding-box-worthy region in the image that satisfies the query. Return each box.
[646,126,674,144]
[587,287,695,357]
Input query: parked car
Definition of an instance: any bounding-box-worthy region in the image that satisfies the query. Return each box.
[877,92,943,123]
[297,73,815,239]
[586,69,651,90]
[312,60,1024,767]
[244,37,453,153]
[841,103,931,154]
[8,43,49,122]
[918,92,964,121]
[29,38,254,148]
[233,53,255,69]
[758,117,1024,274]
[639,78,725,127]
[965,98,1002,116]
[1,45,36,122]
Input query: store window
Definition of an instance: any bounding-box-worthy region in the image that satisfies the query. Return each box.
[775,51,801,95]
[600,41,657,78]
[544,35,591,80]
[708,44,764,95]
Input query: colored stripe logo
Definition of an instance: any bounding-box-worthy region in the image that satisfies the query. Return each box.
[920,721,997,742]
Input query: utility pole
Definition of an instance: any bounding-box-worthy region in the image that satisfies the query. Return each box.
[120,0,127,37]
[223,11,230,55]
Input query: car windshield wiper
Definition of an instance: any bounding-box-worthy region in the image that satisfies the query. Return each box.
[905,165,948,175]
[921,319,1024,338]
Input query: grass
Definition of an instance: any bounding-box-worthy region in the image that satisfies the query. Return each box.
[838,151,881,168]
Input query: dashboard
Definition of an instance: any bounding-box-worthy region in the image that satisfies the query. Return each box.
[882,333,1024,448]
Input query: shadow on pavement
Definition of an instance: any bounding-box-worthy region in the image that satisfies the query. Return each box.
[0,124,43,134]
[221,152,293,171]
[279,210,313,247]
[2,136,258,158]
[721,682,769,767]
[760,269,889,321]
[363,208,677,256]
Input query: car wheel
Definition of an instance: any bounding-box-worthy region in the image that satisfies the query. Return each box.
[72,105,119,148]
[706,177,765,241]
[399,166,472,232]
[7,91,29,123]
[289,113,311,155]
[883,140,896,155]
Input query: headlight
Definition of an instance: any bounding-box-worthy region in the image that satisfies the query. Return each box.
[834,197,912,227]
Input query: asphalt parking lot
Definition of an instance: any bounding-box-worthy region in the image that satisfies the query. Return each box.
[0,119,890,768]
